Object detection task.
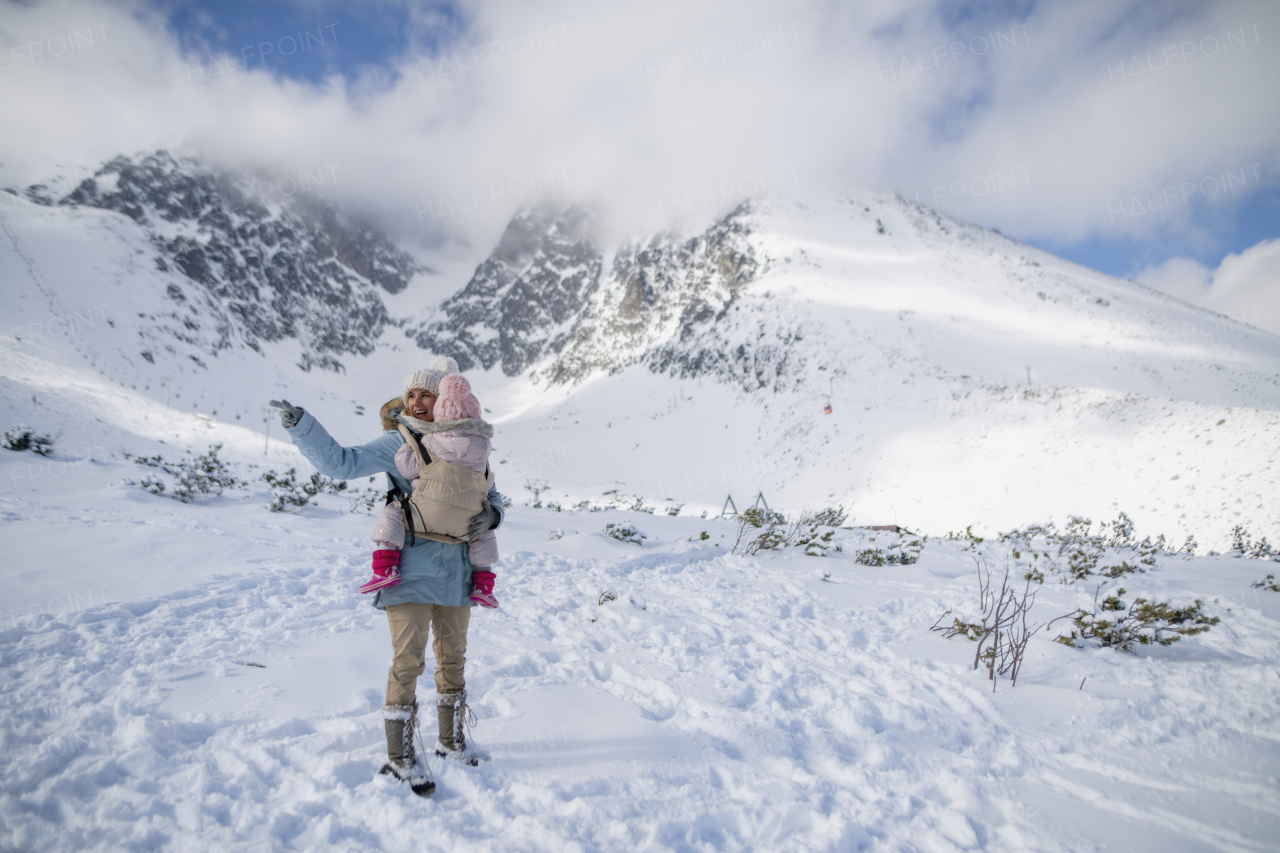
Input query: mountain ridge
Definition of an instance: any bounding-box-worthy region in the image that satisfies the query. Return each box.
[2,150,1276,544]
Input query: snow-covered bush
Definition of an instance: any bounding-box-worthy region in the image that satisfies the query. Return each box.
[3,425,54,456]
[1054,589,1219,651]
[1231,526,1277,560]
[729,506,852,557]
[999,513,1156,585]
[794,508,846,556]
[1250,573,1280,592]
[126,444,243,502]
[628,496,654,514]
[731,507,789,555]
[853,531,922,566]
[345,483,383,515]
[604,521,646,545]
[136,473,168,498]
[172,445,242,502]
[576,492,666,514]
[261,467,347,512]
[933,553,1037,689]
[936,511,1221,666]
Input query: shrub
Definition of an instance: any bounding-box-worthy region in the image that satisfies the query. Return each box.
[931,554,1037,689]
[3,426,54,456]
[936,512,1220,672]
[1228,526,1276,560]
[345,481,383,515]
[945,525,985,546]
[171,444,242,502]
[628,496,654,514]
[854,532,922,566]
[1054,590,1219,651]
[1251,573,1280,592]
[795,508,846,556]
[137,473,168,498]
[604,521,646,545]
[125,443,243,503]
[262,467,348,512]
[731,507,789,555]
[998,512,1157,585]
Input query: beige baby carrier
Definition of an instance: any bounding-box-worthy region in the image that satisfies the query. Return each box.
[396,424,494,544]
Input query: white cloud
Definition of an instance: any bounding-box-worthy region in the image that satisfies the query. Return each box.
[1138,239,1280,336]
[0,0,1277,258]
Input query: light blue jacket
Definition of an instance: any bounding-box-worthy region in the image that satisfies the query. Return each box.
[284,410,505,609]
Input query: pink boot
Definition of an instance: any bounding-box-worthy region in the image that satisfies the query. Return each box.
[470,570,499,608]
[362,550,402,594]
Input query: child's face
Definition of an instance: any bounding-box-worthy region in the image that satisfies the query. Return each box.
[406,388,437,422]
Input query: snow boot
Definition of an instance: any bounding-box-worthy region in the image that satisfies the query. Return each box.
[361,551,402,594]
[470,570,499,609]
[435,691,487,766]
[379,703,435,796]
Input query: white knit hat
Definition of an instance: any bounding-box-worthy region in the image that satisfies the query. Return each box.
[402,356,460,401]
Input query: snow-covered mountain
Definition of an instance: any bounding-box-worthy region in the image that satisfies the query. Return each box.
[22,150,420,372]
[409,202,760,386]
[5,151,1279,853]
[2,152,1277,546]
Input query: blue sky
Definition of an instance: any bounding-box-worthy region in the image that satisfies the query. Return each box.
[1047,183,1280,280]
[160,0,431,82]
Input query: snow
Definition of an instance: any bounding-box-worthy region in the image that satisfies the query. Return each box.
[2,180,1279,850]
[2,445,1278,850]
[3,187,1277,547]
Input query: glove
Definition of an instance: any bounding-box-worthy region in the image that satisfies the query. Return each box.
[269,399,303,428]
[467,500,498,540]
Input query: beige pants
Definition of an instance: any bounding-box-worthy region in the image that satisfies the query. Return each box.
[384,603,470,707]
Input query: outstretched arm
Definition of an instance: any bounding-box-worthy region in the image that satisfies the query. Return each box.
[284,410,403,481]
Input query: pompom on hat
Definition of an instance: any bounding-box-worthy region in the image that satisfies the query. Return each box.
[403,356,460,402]
[435,373,482,421]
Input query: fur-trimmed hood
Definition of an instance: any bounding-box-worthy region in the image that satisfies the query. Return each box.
[396,411,494,438]
[380,397,494,437]
[379,397,406,431]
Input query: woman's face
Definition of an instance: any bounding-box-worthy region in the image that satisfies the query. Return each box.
[406,388,437,422]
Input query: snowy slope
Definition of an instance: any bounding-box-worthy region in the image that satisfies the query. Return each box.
[3,159,1277,547]
[2,162,1280,850]
[2,435,1278,850]
[474,195,1279,549]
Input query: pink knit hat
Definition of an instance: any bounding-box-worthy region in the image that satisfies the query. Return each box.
[435,373,482,421]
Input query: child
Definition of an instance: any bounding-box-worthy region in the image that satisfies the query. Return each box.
[362,372,500,608]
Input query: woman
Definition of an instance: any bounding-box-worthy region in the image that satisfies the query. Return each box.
[270,360,502,797]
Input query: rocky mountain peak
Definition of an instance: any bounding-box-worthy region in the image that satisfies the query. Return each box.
[411,201,762,385]
[28,150,422,371]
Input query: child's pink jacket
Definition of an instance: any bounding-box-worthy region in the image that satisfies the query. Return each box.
[371,418,499,568]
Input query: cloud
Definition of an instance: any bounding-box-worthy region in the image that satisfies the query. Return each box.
[0,0,1277,264]
[1138,238,1280,336]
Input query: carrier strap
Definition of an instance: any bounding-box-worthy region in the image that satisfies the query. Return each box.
[397,424,433,473]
